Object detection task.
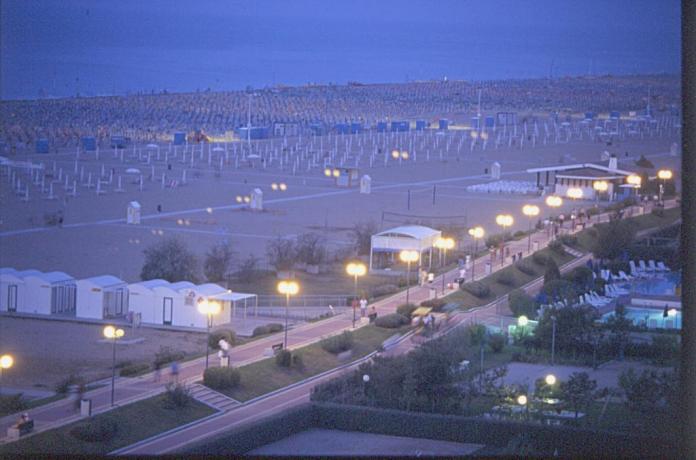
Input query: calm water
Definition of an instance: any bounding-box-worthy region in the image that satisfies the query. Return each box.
[618,272,681,296]
[602,307,681,329]
[0,0,681,100]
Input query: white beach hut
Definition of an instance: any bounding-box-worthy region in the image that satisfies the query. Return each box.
[0,268,26,313]
[126,279,170,325]
[21,270,76,315]
[76,275,128,319]
[170,282,230,328]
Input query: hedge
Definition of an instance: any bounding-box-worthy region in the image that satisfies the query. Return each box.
[252,323,284,337]
[374,313,409,329]
[371,284,399,297]
[119,362,151,377]
[496,270,515,286]
[396,303,418,318]
[514,259,536,276]
[420,298,447,311]
[203,367,241,390]
[70,417,118,443]
[460,281,490,298]
[209,329,236,349]
[320,331,354,354]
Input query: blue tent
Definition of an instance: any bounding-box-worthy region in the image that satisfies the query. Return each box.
[81,137,96,151]
[415,120,427,131]
[36,139,49,154]
[173,132,186,145]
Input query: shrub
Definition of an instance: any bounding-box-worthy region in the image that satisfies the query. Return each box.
[375,313,409,329]
[488,333,506,353]
[544,257,561,284]
[203,367,241,390]
[275,349,293,367]
[371,284,399,297]
[396,303,418,318]
[532,252,547,265]
[508,289,537,319]
[558,234,577,246]
[267,323,284,333]
[252,323,283,337]
[420,298,447,312]
[0,394,28,415]
[563,266,594,290]
[154,346,186,367]
[461,281,490,298]
[320,331,354,354]
[55,374,84,394]
[209,329,236,350]
[548,240,565,255]
[70,417,118,442]
[496,270,515,286]
[515,259,536,275]
[252,325,269,336]
[163,382,193,408]
[513,230,527,239]
[119,362,150,377]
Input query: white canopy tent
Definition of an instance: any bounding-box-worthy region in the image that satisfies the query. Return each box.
[369,225,441,271]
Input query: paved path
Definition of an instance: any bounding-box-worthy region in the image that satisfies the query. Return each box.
[0,199,676,452]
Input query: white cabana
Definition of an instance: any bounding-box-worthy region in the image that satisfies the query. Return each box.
[76,275,128,319]
[19,270,76,315]
[209,290,259,320]
[369,225,441,271]
[127,279,170,324]
[0,268,25,313]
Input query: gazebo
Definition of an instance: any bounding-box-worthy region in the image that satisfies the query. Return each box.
[369,225,442,271]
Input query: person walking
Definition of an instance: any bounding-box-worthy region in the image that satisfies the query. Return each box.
[170,361,179,383]
[359,298,368,318]
[153,361,161,383]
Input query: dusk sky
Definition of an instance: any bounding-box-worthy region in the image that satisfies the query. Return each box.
[1,0,681,99]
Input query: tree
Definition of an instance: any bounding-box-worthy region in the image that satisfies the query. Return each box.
[294,233,327,266]
[203,240,235,283]
[508,289,537,319]
[563,266,594,292]
[534,305,597,359]
[266,237,296,272]
[235,254,260,283]
[619,368,663,414]
[606,304,632,360]
[559,372,598,420]
[351,221,379,255]
[543,257,561,284]
[541,279,578,306]
[592,220,636,261]
[140,237,198,282]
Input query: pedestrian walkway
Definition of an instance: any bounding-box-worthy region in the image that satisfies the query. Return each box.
[189,384,240,412]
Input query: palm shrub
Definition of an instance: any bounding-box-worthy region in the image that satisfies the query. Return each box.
[515,259,536,275]
[420,298,447,311]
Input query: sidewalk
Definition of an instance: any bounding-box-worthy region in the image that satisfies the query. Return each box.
[0,199,676,447]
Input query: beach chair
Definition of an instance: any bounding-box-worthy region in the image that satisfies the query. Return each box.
[639,260,648,273]
[618,271,632,281]
[629,260,638,276]
[648,260,657,272]
[657,261,670,272]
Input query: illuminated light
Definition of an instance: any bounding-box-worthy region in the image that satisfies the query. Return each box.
[332,169,340,178]
[566,187,583,199]
[657,169,673,180]
[401,151,409,160]
[206,207,213,214]
[626,174,642,186]
[481,132,489,140]
[271,183,279,191]
[277,280,300,296]
[235,195,243,203]
[470,130,479,139]
[243,196,251,203]
[592,181,609,192]
[668,308,678,317]
[522,204,540,217]
[545,195,563,207]
[399,250,419,263]
[279,183,287,191]
[518,315,529,326]
[177,219,183,225]
[0,354,14,369]
[496,214,514,227]
[468,226,485,239]
[391,150,400,159]
[434,237,455,250]
[324,168,332,177]
[346,262,367,277]
[517,395,528,406]
[545,374,557,385]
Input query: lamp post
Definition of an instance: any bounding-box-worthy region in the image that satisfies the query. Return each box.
[399,250,419,304]
[495,214,514,267]
[198,299,221,370]
[545,195,563,239]
[468,226,485,282]
[657,169,672,206]
[0,354,14,394]
[277,280,299,349]
[522,204,540,253]
[103,325,124,406]
[551,315,557,365]
[346,262,367,328]
[434,237,455,295]
[592,180,608,205]
[626,174,642,202]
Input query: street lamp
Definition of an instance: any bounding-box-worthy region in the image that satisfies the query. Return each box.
[434,237,455,296]
[566,187,583,200]
[346,262,367,328]
[522,204,540,253]
[103,325,125,406]
[657,169,672,205]
[545,374,557,386]
[551,315,557,365]
[592,180,608,204]
[399,250,420,304]
[468,226,485,282]
[198,299,221,370]
[495,214,514,267]
[0,354,14,393]
[277,280,299,349]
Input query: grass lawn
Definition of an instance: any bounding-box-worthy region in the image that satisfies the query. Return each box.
[582,401,676,436]
[0,393,68,418]
[216,325,410,402]
[445,247,574,310]
[0,394,216,455]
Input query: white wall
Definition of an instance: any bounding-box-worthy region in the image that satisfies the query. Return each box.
[0,275,25,312]
[22,276,52,315]
[76,281,104,319]
[127,286,161,324]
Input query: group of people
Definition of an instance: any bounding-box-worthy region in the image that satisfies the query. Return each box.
[0,74,679,151]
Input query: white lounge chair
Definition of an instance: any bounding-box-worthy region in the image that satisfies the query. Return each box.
[639,260,648,272]
[590,291,611,306]
[619,270,632,281]
[629,260,638,276]
[657,261,670,272]
[648,260,658,272]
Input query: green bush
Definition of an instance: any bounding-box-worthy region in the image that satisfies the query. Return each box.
[55,374,84,394]
[548,240,565,255]
[267,323,284,333]
[371,284,399,297]
[252,325,269,336]
[396,303,418,318]
[163,382,193,408]
[154,346,186,367]
[496,270,515,286]
[375,313,409,329]
[209,329,236,350]
[203,367,241,390]
[532,252,548,265]
[420,298,447,311]
[70,417,118,442]
[320,331,354,354]
[513,230,527,239]
[0,394,28,415]
[460,281,490,298]
[508,289,537,319]
[558,235,577,246]
[515,259,536,275]
[119,362,150,377]
[488,333,506,353]
[275,349,293,367]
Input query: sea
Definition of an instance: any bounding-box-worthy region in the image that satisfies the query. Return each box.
[0,0,681,100]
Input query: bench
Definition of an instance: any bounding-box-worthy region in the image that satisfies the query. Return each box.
[271,343,284,354]
[7,419,34,439]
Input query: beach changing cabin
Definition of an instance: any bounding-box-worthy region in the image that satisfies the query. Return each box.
[21,270,76,315]
[76,275,128,319]
[0,268,27,313]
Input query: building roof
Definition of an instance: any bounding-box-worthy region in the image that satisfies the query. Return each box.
[80,275,126,288]
[374,225,441,241]
[22,271,74,283]
[210,291,257,301]
[555,168,627,179]
[195,283,227,296]
[527,162,634,176]
[0,267,17,275]
[169,281,196,291]
[135,279,169,289]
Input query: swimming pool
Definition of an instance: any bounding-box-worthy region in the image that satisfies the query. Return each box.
[616,272,681,296]
[601,307,681,329]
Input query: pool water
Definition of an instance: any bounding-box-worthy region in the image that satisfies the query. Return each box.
[601,307,681,329]
[616,272,681,296]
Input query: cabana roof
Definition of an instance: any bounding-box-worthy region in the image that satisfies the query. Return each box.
[81,275,126,288]
[374,225,440,240]
[195,283,228,296]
